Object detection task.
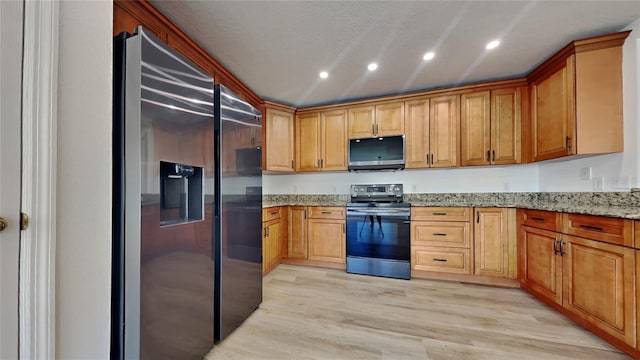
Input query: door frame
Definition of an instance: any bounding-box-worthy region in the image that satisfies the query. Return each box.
[19,1,58,358]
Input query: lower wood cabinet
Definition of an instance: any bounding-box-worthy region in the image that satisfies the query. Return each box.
[307,219,345,263]
[412,247,471,274]
[263,219,281,274]
[520,211,637,351]
[474,208,516,278]
[562,235,635,347]
[288,206,308,259]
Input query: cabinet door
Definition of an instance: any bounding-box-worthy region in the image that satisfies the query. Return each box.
[321,110,348,171]
[404,99,430,169]
[532,56,575,161]
[266,108,294,171]
[263,220,281,274]
[563,235,636,347]
[460,91,490,166]
[520,226,562,305]
[429,95,459,168]
[280,208,289,259]
[288,206,307,259]
[308,219,346,263]
[348,106,375,138]
[375,102,404,136]
[491,87,521,165]
[474,208,516,278]
[295,112,321,172]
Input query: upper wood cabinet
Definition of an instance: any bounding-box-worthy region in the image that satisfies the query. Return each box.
[265,106,295,172]
[529,31,629,162]
[405,95,459,169]
[348,102,404,138]
[295,110,347,172]
[375,102,405,136]
[429,95,459,168]
[461,88,521,166]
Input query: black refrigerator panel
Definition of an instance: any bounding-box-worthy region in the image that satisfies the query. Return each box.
[113,27,215,360]
[214,84,263,342]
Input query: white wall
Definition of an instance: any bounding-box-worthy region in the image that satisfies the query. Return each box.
[538,19,640,192]
[264,164,539,194]
[56,1,112,359]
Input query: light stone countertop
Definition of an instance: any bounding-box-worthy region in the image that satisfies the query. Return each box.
[263,192,640,219]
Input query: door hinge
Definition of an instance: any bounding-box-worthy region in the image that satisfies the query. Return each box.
[565,136,571,150]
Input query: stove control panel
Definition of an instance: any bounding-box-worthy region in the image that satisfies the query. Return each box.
[350,184,403,199]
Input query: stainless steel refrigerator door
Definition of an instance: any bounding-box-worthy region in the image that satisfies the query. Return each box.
[215,84,263,342]
[124,28,215,360]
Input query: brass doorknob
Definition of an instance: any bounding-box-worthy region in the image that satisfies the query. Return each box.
[0,217,6,232]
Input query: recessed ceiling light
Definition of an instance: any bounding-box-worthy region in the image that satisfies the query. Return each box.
[486,40,500,50]
[319,71,328,79]
[423,52,435,61]
[367,63,378,71]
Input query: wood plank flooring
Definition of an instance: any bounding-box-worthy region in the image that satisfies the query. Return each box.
[206,264,630,359]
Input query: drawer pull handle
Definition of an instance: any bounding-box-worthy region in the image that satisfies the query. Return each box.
[553,239,559,255]
[433,233,447,236]
[270,211,278,215]
[432,258,447,262]
[579,224,604,231]
[531,217,545,221]
[321,211,332,214]
[432,212,447,216]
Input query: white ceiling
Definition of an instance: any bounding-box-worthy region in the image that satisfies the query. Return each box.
[150,1,640,108]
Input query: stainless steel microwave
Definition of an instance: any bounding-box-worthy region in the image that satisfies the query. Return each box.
[348,135,405,171]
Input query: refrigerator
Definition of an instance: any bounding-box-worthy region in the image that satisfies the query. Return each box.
[112,27,263,360]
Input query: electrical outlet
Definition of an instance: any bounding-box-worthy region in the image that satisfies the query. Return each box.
[579,167,592,180]
[411,184,416,192]
[592,176,604,191]
[502,182,510,191]
[293,185,298,194]
[332,186,337,194]
[611,175,630,190]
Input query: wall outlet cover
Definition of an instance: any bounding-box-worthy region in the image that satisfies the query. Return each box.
[610,175,630,190]
[580,167,592,180]
[593,176,604,191]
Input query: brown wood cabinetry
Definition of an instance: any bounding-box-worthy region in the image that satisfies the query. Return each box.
[348,102,404,139]
[411,207,472,275]
[518,209,637,351]
[262,207,284,275]
[562,235,635,347]
[405,96,459,169]
[461,88,521,166]
[529,32,629,162]
[307,207,346,264]
[265,106,295,172]
[295,110,347,172]
[263,219,281,274]
[563,213,633,247]
[429,95,459,168]
[474,208,516,278]
[288,206,308,259]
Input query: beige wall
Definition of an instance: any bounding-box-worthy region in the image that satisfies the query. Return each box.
[56,1,112,358]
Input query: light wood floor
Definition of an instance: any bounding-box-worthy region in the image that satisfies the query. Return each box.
[206,264,630,360]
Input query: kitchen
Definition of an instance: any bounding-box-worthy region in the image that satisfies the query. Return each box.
[42,1,640,359]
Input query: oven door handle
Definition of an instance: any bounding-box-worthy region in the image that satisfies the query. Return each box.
[346,210,410,217]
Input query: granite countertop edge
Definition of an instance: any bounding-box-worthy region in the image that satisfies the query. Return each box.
[263,199,640,220]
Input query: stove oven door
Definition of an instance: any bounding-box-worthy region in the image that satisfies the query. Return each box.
[345,208,411,261]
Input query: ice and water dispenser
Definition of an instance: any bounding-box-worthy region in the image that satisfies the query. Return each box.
[159,161,204,225]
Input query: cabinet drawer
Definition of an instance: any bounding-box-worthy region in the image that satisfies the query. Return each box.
[412,246,472,274]
[411,207,472,222]
[411,221,471,248]
[563,213,633,247]
[308,206,345,219]
[262,207,281,222]
[520,209,561,232]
